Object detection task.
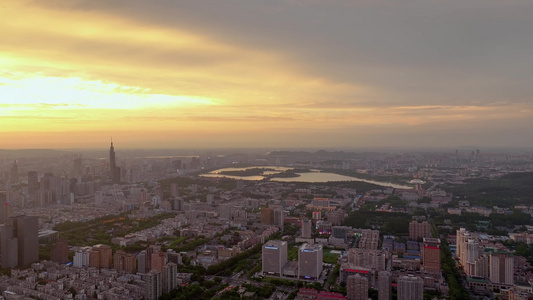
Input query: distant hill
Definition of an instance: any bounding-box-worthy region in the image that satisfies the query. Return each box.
[266,150,385,160]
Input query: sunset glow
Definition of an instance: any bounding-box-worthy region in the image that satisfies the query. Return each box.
[2,0,533,149]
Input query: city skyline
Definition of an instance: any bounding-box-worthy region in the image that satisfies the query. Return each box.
[2,0,533,149]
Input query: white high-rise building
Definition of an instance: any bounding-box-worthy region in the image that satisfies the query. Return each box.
[73,247,91,268]
[465,238,479,276]
[163,262,178,293]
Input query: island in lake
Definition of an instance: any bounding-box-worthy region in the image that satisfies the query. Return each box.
[217,167,276,177]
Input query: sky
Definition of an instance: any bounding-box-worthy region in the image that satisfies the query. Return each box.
[1,0,532,149]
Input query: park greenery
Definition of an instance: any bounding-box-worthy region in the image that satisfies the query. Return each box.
[442,171,533,207]
[344,211,410,235]
[440,241,470,300]
[52,211,176,248]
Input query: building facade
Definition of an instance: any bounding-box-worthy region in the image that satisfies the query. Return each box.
[262,240,288,276]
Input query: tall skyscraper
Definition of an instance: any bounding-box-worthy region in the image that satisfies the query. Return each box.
[298,243,323,280]
[10,215,39,267]
[347,273,368,300]
[109,141,120,184]
[422,238,441,272]
[397,275,423,300]
[262,240,288,276]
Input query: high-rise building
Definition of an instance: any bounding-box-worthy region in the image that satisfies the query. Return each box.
[109,141,120,184]
[298,243,323,280]
[73,156,83,175]
[172,198,184,211]
[456,228,467,263]
[465,238,480,276]
[151,251,166,272]
[50,239,69,264]
[301,219,312,238]
[90,244,113,269]
[10,161,18,183]
[27,171,39,194]
[378,271,392,300]
[262,240,287,276]
[0,224,18,268]
[332,226,348,242]
[162,262,178,293]
[137,251,147,273]
[358,230,380,250]
[114,250,138,273]
[409,221,431,241]
[489,250,514,285]
[397,275,423,300]
[326,210,345,226]
[0,203,13,224]
[145,245,160,273]
[474,254,489,278]
[142,269,162,300]
[260,208,274,225]
[73,247,90,268]
[347,273,368,300]
[348,248,386,271]
[274,209,284,231]
[170,183,179,198]
[422,238,441,272]
[166,250,183,265]
[89,249,101,268]
[10,215,39,267]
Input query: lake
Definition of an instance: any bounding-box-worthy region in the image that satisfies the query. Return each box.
[201,166,412,189]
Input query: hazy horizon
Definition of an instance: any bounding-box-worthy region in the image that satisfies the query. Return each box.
[2,0,533,149]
